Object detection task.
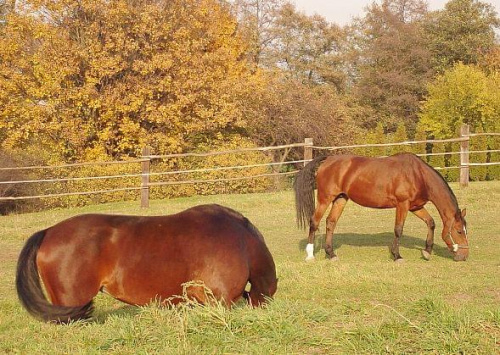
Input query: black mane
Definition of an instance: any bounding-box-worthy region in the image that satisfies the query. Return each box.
[418,156,460,213]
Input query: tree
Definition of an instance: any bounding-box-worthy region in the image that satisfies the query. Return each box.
[487,132,500,180]
[241,73,358,162]
[424,0,500,72]
[0,0,15,23]
[418,63,500,139]
[266,4,347,90]
[478,44,500,75]
[349,0,433,134]
[232,0,286,68]
[470,125,488,181]
[362,122,387,157]
[0,0,253,162]
[429,141,447,180]
[387,123,410,155]
[412,125,428,158]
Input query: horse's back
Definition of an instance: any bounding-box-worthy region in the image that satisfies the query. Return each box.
[317,153,429,209]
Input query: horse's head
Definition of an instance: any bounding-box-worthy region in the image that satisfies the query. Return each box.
[444,209,469,261]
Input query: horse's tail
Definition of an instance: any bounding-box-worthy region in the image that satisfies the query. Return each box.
[294,156,328,229]
[16,230,93,323]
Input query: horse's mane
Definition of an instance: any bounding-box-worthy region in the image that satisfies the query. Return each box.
[415,154,459,212]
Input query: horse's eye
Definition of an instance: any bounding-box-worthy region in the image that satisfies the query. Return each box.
[457,230,462,234]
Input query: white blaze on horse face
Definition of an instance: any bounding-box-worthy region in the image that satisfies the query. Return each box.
[452,244,459,252]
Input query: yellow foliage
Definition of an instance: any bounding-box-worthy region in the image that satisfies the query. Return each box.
[0,0,254,162]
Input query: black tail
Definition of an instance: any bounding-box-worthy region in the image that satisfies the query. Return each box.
[293,156,328,229]
[15,230,93,323]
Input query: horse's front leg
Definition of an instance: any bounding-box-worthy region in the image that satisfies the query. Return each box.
[324,196,348,261]
[411,207,435,260]
[306,201,330,261]
[392,203,409,262]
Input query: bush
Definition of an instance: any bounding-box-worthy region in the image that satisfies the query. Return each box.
[1,137,276,213]
[149,136,274,198]
[0,151,36,214]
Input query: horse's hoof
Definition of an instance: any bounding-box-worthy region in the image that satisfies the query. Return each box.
[330,256,339,262]
[394,258,405,263]
[305,256,316,262]
[421,250,431,261]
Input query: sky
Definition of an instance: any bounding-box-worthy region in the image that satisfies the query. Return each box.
[292,0,500,26]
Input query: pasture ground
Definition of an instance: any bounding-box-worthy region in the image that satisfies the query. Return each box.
[0,181,499,354]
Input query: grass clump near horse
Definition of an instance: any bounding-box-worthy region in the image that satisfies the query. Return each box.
[15,204,277,323]
[294,153,469,262]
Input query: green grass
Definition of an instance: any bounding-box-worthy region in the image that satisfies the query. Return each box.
[1,181,499,354]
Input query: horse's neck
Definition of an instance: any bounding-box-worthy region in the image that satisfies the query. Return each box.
[426,172,457,226]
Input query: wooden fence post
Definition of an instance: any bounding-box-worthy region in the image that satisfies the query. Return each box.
[304,138,313,166]
[460,124,470,188]
[141,146,151,208]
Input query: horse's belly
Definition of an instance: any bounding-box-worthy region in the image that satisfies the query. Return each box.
[349,191,395,208]
[105,253,249,306]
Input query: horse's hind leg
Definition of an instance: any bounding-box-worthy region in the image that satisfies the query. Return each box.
[411,207,435,260]
[37,254,101,307]
[324,196,348,260]
[392,203,409,262]
[306,199,331,261]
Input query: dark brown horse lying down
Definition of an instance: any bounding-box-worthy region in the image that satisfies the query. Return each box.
[16,204,277,323]
[294,153,469,262]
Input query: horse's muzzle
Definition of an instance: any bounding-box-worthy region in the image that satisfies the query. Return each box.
[453,251,468,262]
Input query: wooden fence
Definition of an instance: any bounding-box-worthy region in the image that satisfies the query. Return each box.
[1,124,499,208]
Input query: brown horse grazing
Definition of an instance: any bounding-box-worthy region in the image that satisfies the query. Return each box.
[16,204,277,323]
[294,153,469,262]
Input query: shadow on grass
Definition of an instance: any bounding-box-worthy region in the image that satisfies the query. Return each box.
[299,232,452,260]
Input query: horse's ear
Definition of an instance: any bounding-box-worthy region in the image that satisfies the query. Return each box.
[461,208,467,218]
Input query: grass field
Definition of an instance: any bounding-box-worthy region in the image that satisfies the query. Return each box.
[1,181,499,354]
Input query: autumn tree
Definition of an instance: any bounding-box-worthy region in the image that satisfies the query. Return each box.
[241,73,358,162]
[478,44,500,74]
[349,0,433,135]
[424,0,500,72]
[418,63,500,139]
[232,0,286,68]
[361,122,387,157]
[233,1,355,161]
[412,126,428,158]
[266,4,346,90]
[470,125,488,181]
[387,123,410,155]
[0,0,15,21]
[0,0,253,162]
[428,141,447,180]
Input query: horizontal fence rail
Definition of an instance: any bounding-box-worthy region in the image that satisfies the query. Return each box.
[0,159,146,171]
[1,125,498,207]
[0,159,309,186]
